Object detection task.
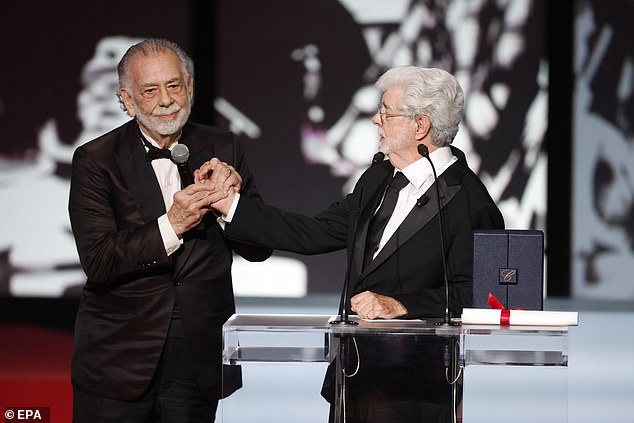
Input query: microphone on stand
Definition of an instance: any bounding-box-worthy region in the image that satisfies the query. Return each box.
[416,195,429,207]
[171,144,194,187]
[372,151,385,165]
[331,152,385,325]
[417,144,458,326]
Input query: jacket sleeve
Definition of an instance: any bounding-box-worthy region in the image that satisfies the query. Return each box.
[68,146,170,285]
[225,192,356,255]
[223,134,274,262]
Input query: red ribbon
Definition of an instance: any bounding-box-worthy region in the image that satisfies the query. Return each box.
[487,293,521,325]
[500,309,511,325]
[487,292,505,310]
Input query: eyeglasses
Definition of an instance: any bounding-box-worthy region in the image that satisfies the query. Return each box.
[376,109,409,124]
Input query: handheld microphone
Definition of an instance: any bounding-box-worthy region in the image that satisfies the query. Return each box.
[417,144,457,326]
[171,144,194,188]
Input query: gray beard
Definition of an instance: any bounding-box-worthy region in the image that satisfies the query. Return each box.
[134,102,191,136]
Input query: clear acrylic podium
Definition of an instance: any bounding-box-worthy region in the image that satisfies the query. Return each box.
[221,314,570,423]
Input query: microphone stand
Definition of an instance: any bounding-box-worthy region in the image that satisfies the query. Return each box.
[330,194,361,423]
[330,265,358,326]
[330,194,362,325]
[417,144,459,326]
[331,152,384,325]
[330,152,386,422]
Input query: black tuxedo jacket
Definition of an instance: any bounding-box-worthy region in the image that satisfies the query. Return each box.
[68,120,272,401]
[226,146,504,318]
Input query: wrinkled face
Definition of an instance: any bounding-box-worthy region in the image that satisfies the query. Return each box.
[120,50,193,142]
[371,88,414,157]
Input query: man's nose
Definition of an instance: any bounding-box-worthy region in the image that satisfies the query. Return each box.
[371,112,382,126]
[157,87,173,106]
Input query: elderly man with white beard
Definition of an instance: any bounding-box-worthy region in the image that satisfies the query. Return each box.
[68,38,271,422]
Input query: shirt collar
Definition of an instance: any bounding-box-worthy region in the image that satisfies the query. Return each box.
[397,146,455,190]
[139,127,180,151]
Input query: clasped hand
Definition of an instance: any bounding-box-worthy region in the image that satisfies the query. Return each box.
[194,158,240,215]
[350,291,408,320]
[167,158,241,235]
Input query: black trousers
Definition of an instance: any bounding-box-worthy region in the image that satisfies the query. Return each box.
[73,319,218,423]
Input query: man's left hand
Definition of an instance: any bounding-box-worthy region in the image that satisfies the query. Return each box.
[350,291,407,320]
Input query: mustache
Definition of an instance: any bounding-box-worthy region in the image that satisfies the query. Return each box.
[152,104,183,116]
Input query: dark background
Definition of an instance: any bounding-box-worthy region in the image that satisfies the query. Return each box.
[0,0,574,331]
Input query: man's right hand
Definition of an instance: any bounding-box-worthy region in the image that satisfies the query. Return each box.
[194,158,242,194]
[167,184,231,236]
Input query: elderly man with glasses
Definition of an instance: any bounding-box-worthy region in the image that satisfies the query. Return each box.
[200,66,504,422]
[203,66,504,321]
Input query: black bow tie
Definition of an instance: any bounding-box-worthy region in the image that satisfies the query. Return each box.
[139,131,172,162]
[145,146,172,162]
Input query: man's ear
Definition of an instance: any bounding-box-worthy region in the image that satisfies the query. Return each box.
[187,75,194,100]
[119,88,136,117]
[415,115,431,140]
[187,75,194,97]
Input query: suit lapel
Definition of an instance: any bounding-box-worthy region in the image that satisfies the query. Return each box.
[352,165,393,277]
[180,123,214,172]
[116,123,166,222]
[358,174,461,279]
[115,122,213,278]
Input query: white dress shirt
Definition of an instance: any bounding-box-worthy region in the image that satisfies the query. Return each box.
[372,146,457,259]
[140,129,183,256]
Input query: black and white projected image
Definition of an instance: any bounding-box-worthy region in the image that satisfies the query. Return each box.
[572,0,634,300]
[0,36,143,297]
[215,0,547,295]
[0,1,191,298]
[0,0,546,298]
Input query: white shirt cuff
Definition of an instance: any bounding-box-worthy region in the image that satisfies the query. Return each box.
[158,213,183,256]
[217,192,241,227]
[225,192,241,222]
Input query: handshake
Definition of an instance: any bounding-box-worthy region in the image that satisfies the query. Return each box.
[167,158,242,236]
